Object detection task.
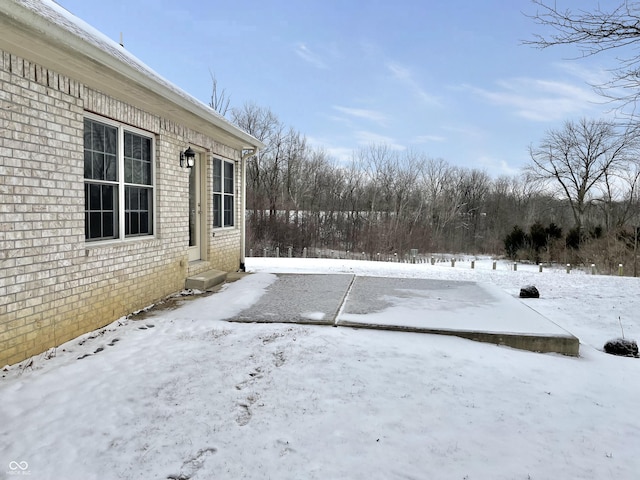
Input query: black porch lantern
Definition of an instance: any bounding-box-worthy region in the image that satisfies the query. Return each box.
[180,146,196,168]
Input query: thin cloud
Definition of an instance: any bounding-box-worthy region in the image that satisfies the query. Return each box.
[333,106,388,125]
[387,62,440,106]
[414,134,446,143]
[355,130,406,150]
[467,77,603,121]
[476,155,521,176]
[294,43,328,69]
[306,136,353,164]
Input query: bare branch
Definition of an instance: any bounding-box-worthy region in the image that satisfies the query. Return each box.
[209,70,231,116]
[524,1,640,109]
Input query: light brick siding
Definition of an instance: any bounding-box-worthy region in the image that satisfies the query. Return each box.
[0,51,244,367]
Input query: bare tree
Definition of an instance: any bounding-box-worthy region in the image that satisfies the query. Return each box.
[527,118,636,230]
[209,71,231,116]
[525,0,640,108]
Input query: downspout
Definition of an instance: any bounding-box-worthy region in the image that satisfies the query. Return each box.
[239,147,258,271]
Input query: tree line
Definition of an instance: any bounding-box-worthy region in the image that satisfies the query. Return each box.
[210,1,640,274]
[226,102,640,273]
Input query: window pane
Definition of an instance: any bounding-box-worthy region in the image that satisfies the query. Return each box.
[129,212,140,235]
[89,183,101,209]
[85,183,117,241]
[224,195,234,227]
[102,184,113,210]
[213,158,221,192]
[105,126,117,155]
[140,190,148,210]
[130,188,139,210]
[133,135,141,159]
[224,162,234,193]
[84,151,92,179]
[124,132,133,159]
[92,153,103,180]
[85,119,118,181]
[142,158,151,185]
[141,137,150,161]
[124,158,133,184]
[125,186,152,237]
[140,213,149,234]
[212,194,221,228]
[105,154,117,181]
[89,212,102,238]
[133,159,142,184]
[103,212,114,237]
[91,122,104,152]
[125,132,152,186]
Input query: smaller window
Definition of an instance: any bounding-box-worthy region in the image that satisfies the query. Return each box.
[213,158,234,228]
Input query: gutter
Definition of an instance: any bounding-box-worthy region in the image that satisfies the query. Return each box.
[239,148,258,271]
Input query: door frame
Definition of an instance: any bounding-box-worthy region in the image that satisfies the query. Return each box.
[188,152,207,262]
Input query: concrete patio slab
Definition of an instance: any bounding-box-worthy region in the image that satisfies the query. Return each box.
[232,274,354,325]
[229,274,579,355]
[338,276,579,356]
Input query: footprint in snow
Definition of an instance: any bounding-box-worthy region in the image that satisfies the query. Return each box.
[236,403,252,426]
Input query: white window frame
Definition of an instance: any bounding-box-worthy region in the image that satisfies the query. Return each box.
[83,112,157,243]
[212,157,235,229]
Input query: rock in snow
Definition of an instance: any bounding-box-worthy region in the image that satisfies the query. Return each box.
[519,285,540,298]
[603,338,639,358]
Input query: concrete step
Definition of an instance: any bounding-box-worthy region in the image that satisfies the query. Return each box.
[185,269,227,290]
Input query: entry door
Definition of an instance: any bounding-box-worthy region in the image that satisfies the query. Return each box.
[188,153,203,261]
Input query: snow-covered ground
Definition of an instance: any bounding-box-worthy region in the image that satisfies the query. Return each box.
[1,257,639,479]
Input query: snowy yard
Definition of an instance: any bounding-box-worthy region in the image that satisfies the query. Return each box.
[1,257,639,479]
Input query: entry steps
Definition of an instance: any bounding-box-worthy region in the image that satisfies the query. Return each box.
[185,269,227,290]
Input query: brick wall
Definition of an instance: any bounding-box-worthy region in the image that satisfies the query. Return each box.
[0,51,244,366]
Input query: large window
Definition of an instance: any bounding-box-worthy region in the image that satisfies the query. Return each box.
[212,158,234,228]
[84,117,154,241]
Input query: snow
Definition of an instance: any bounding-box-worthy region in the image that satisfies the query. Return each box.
[1,257,640,479]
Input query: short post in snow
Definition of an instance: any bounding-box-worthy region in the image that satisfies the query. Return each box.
[591,264,596,275]
[249,248,253,258]
[492,261,497,270]
[538,263,543,273]
[431,257,435,265]
[513,262,517,272]
[288,246,293,258]
[471,260,475,269]
[275,247,280,258]
[303,247,307,258]
[566,264,571,274]
[362,252,366,261]
[451,258,455,267]
[263,248,268,258]
[619,264,624,276]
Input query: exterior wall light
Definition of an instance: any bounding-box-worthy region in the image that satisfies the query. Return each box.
[180,146,196,168]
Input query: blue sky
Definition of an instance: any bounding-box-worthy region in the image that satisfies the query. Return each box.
[55,0,618,175]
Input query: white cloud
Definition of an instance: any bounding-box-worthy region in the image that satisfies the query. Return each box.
[476,155,521,176]
[294,43,328,69]
[306,135,354,164]
[333,106,388,125]
[466,77,604,122]
[387,62,440,106]
[414,134,446,143]
[355,130,406,150]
